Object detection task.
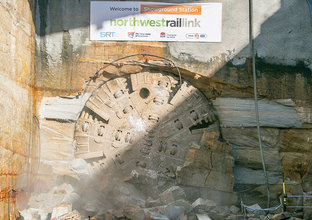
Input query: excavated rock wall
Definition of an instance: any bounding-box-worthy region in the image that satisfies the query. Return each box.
[0,0,37,219]
[20,0,312,218]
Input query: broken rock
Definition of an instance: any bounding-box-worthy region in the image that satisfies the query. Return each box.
[196,214,212,220]
[145,197,162,208]
[145,211,170,220]
[123,205,146,220]
[160,186,187,204]
[192,198,216,212]
[229,205,240,214]
[55,210,81,220]
[51,202,72,220]
[169,199,193,214]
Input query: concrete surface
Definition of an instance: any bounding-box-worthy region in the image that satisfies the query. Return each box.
[35,0,312,83]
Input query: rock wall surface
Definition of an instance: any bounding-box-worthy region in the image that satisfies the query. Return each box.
[0,0,37,219]
[22,0,312,218]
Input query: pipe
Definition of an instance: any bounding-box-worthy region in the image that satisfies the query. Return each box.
[249,0,270,208]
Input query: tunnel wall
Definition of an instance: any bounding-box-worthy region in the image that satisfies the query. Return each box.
[0,0,37,219]
[29,0,312,216]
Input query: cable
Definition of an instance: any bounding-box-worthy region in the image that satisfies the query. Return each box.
[249,0,270,208]
[8,188,16,220]
[83,54,183,95]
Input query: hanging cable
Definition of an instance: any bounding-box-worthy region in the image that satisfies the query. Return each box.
[249,0,270,208]
[83,53,182,95]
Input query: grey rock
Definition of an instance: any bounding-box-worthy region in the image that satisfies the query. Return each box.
[230,205,240,214]
[226,215,245,220]
[303,192,312,218]
[196,214,212,220]
[269,212,290,220]
[123,205,146,220]
[51,202,72,220]
[71,158,92,178]
[62,192,80,203]
[192,198,217,212]
[40,93,91,121]
[19,208,49,220]
[259,215,266,220]
[213,98,302,128]
[124,169,159,198]
[146,211,170,220]
[145,197,162,208]
[234,167,281,185]
[160,186,187,204]
[165,205,185,220]
[169,199,193,214]
[147,205,186,220]
[245,204,266,216]
[222,127,280,150]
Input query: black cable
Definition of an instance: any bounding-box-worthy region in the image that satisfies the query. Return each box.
[249,0,270,208]
[83,54,182,95]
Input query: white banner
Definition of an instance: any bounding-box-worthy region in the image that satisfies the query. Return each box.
[90,1,222,42]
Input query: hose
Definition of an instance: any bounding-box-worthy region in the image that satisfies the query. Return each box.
[83,53,183,95]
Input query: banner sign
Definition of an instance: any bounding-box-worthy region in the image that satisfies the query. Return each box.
[90,1,222,42]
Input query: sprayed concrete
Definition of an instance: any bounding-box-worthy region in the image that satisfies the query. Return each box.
[35,0,312,84]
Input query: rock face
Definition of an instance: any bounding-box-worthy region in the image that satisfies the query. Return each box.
[30,63,312,219]
[71,72,236,216]
[213,98,305,128]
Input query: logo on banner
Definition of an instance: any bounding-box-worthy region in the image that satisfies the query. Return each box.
[100,32,116,38]
[128,32,135,38]
[90,2,222,42]
[135,33,151,38]
[186,33,207,39]
[167,34,177,39]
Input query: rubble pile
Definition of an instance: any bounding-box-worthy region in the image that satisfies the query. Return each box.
[20,69,312,219]
[19,182,307,220]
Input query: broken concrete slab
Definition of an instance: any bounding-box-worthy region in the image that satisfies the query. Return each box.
[40,93,91,121]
